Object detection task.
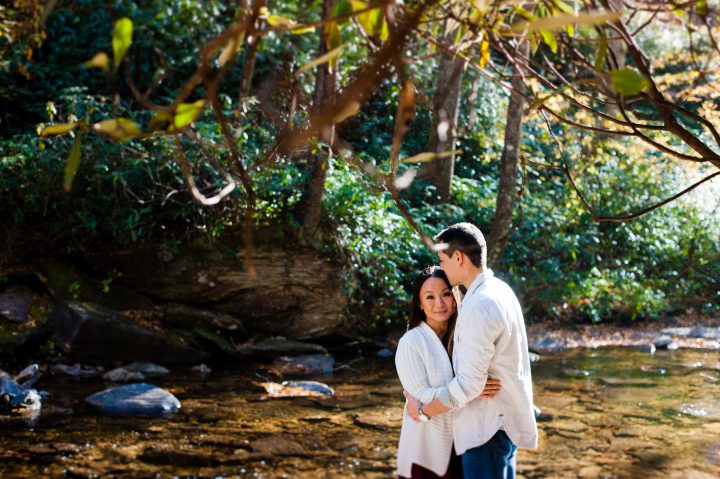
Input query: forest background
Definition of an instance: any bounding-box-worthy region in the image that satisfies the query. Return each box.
[1,0,718,335]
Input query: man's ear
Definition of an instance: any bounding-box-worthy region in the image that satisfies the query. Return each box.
[453,250,463,265]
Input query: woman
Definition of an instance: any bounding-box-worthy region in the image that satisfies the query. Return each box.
[395,266,500,479]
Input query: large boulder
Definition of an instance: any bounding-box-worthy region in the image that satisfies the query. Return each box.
[94,247,348,339]
[49,302,209,366]
[39,260,154,310]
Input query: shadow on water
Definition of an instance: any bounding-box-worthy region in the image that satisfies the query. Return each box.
[1,347,719,478]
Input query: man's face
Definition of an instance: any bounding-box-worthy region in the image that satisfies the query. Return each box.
[438,250,460,286]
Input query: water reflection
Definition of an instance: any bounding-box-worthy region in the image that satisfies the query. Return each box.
[1,347,718,478]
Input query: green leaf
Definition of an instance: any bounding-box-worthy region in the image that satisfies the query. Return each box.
[113,18,132,72]
[595,30,608,70]
[112,18,133,73]
[170,100,206,132]
[553,0,575,14]
[147,111,171,132]
[332,0,353,25]
[84,52,110,71]
[92,118,141,141]
[40,123,76,137]
[351,1,387,40]
[327,21,342,50]
[539,29,558,53]
[609,67,651,96]
[64,132,83,192]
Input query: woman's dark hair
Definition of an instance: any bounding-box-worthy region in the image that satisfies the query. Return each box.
[407,266,458,351]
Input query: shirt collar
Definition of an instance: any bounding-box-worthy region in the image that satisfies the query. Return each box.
[460,268,494,308]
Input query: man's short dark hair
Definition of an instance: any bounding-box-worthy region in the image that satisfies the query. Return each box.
[434,222,486,268]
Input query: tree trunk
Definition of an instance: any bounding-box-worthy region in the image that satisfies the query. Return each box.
[427,52,465,203]
[487,43,529,267]
[296,0,336,244]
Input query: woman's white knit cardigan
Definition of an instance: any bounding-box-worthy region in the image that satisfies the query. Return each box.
[395,321,455,477]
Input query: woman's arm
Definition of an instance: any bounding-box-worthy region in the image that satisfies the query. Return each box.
[395,337,447,405]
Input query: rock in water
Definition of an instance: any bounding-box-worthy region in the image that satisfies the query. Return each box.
[123,362,169,377]
[261,380,334,398]
[85,383,180,416]
[271,354,334,376]
[103,368,145,383]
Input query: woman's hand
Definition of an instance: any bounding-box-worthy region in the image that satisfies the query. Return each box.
[478,377,502,398]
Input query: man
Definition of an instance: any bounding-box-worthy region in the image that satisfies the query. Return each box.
[405,222,538,479]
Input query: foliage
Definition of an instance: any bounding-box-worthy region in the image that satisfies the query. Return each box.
[0,0,718,333]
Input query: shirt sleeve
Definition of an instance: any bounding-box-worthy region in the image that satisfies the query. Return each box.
[445,300,506,408]
[395,336,449,406]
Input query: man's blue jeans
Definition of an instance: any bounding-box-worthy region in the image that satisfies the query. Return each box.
[461,430,518,479]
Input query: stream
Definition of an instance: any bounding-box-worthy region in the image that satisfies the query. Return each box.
[1,347,719,478]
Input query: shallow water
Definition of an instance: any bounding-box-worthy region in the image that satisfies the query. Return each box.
[1,347,719,478]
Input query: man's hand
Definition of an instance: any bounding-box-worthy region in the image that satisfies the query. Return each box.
[478,377,502,399]
[403,390,421,422]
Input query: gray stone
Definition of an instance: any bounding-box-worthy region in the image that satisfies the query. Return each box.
[600,377,657,387]
[629,343,656,354]
[237,337,328,357]
[85,383,180,416]
[271,354,335,376]
[192,364,211,375]
[689,327,720,339]
[376,348,394,358]
[49,301,209,366]
[123,362,169,377]
[103,368,145,383]
[164,303,243,332]
[530,336,565,354]
[0,287,33,323]
[50,363,101,378]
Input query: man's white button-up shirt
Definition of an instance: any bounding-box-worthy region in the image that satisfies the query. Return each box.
[439,269,538,454]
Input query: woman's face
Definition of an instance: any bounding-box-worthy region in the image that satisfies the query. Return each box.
[419,276,456,324]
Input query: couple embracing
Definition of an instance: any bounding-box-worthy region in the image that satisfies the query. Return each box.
[395,222,538,479]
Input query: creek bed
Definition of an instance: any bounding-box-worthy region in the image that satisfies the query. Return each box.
[1,347,719,478]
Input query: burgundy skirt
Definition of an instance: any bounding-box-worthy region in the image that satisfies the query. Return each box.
[399,447,464,479]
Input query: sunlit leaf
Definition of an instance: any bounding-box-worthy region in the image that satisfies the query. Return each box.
[64,132,83,192]
[84,52,110,71]
[147,111,171,132]
[400,150,461,164]
[539,29,558,53]
[40,123,76,137]
[609,67,651,96]
[112,18,133,73]
[696,0,708,16]
[218,33,245,66]
[327,21,342,50]
[351,1,388,40]
[297,46,343,75]
[92,118,141,141]
[265,12,313,33]
[479,39,490,68]
[519,11,619,33]
[170,100,206,131]
[334,100,360,123]
[553,0,575,15]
